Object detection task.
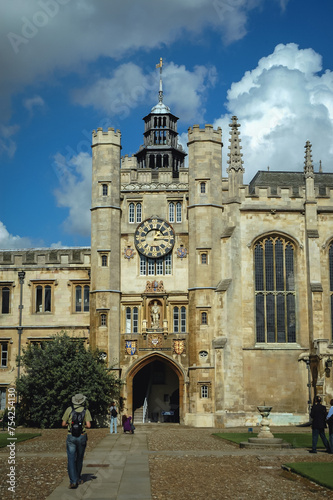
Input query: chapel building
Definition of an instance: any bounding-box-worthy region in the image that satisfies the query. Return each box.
[1,69,333,427]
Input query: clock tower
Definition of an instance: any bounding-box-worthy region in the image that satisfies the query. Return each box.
[134,58,186,177]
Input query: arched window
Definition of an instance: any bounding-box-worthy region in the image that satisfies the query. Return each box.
[129,203,135,223]
[176,202,182,222]
[173,306,186,333]
[200,182,206,193]
[254,235,296,343]
[100,313,107,326]
[173,307,179,333]
[129,203,142,223]
[102,184,108,196]
[169,202,175,223]
[101,255,108,267]
[201,311,207,325]
[125,306,139,333]
[136,203,142,223]
[181,306,186,332]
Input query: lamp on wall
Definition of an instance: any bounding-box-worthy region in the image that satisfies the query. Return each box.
[325,357,332,369]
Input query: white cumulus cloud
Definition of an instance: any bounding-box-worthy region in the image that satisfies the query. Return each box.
[214,43,333,180]
[53,151,92,236]
[0,221,36,249]
[73,61,217,123]
[0,0,268,122]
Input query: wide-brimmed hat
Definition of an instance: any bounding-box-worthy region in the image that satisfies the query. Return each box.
[72,393,86,405]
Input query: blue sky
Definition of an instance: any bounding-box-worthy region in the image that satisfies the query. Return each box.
[1,0,333,249]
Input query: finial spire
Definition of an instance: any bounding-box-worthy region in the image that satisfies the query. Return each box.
[227,116,244,173]
[319,160,323,173]
[156,58,163,103]
[304,140,314,178]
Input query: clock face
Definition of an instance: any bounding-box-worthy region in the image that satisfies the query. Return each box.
[134,217,175,258]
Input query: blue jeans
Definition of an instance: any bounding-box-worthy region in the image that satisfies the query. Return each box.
[110,416,117,433]
[66,433,87,485]
[312,428,330,452]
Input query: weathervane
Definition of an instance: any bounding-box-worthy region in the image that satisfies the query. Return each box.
[156,57,163,103]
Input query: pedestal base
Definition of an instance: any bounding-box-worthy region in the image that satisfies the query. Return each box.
[240,437,291,449]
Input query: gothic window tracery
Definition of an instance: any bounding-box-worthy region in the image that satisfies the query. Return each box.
[254,235,296,343]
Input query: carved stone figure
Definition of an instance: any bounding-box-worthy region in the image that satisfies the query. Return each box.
[151,301,160,328]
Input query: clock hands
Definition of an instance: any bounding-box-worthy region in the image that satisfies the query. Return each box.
[153,231,164,240]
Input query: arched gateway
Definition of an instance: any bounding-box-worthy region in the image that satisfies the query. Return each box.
[124,353,185,424]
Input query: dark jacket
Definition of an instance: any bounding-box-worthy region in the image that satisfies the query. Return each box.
[310,402,327,429]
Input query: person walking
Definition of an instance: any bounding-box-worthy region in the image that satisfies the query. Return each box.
[309,395,330,453]
[62,393,92,489]
[109,401,118,434]
[326,398,333,453]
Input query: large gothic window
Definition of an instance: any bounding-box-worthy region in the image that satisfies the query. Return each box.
[254,235,296,343]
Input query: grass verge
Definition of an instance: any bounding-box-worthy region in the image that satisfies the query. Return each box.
[214,432,318,449]
[285,462,333,490]
[0,433,41,448]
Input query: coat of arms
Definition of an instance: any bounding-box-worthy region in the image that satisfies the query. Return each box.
[148,334,163,349]
[177,247,187,260]
[173,340,185,355]
[125,340,137,355]
[124,247,135,259]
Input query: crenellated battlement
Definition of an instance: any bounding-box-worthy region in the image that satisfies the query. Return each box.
[236,183,333,206]
[92,127,121,146]
[121,154,137,170]
[187,124,222,144]
[0,248,91,267]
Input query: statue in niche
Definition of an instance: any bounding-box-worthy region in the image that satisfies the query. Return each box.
[150,301,160,329]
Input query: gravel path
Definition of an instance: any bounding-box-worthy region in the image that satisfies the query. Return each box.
[1,426,333,499]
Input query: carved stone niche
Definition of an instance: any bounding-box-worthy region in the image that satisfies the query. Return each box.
[212,337,227,349]
[148,299,163,330]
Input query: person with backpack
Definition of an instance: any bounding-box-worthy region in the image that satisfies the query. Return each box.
[109,401,118,434]
[62,393,92,489]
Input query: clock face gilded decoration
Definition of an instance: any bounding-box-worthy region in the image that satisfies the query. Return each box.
[134,217,175,258]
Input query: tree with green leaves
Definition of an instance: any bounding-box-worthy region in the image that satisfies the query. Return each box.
[16,332,121,428]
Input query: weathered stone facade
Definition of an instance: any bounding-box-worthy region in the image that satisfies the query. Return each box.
[1,87,333,427]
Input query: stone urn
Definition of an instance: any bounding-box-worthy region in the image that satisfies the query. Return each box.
[257,405,273,439]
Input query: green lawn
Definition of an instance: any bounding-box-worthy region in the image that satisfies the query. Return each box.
[0,433,41,448]
[214,432,316,448]
[285,462,333,490]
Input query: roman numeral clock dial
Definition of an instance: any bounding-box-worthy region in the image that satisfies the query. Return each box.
[134,218,175,258]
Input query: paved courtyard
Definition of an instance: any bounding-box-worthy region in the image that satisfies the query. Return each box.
[1,425,333,499]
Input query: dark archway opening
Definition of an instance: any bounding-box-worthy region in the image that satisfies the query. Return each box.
[133,359,179,423]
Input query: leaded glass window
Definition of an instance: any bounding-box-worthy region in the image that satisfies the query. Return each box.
[169,203,175,223]
[129,203,135,223]
[176,202,182,222]
[136,203,142,223]
[140,254,172,275]
[254,235,296,343]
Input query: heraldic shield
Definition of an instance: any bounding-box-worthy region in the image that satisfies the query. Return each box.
[173,340,185,355]
[125,340,137,355]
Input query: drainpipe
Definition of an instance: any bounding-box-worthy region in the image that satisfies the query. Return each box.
[17,270,25,403]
